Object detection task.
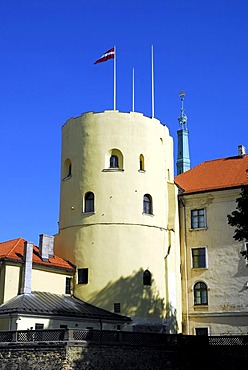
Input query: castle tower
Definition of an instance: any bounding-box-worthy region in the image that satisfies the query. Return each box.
[176,92,190,175]
[54,110,181,331]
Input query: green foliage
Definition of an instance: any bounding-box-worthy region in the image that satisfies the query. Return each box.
[227,186,248,242]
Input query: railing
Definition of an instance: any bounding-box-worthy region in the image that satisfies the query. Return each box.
[0,329,247,346]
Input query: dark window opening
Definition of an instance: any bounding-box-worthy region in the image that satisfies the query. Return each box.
[195,327,208,336]
[78,268,89,284]
[65,277,71,294]
[85,192,95,213]
[143,270,152,286]
[60,325,68,329]
[110,155,119,168]
[114,303,121,313]
[35,323,44,330]
[143,194,152,214]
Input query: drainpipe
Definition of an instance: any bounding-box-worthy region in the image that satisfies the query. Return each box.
[180,197,190,335]
[21,241,33,294]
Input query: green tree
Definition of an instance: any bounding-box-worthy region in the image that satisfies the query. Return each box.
[227,186,248,258]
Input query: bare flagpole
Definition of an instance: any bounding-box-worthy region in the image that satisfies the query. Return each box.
[132,68,135,112]
[114,45,116,110]
[151,45,155,118]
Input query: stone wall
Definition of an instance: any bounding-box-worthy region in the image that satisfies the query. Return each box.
[0,341,247,369]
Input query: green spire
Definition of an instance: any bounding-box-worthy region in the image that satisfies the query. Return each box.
[176,91,190,175]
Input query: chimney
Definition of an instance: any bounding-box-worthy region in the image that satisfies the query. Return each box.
[238,145,246,157]
[21,241,33,294]
[39,234,54,261]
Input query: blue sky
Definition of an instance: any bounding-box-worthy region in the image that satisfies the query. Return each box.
[0,0,247,244]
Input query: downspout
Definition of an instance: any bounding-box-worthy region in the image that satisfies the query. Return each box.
[180,197,190,335]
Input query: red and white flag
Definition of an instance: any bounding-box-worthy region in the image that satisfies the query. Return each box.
[94,47,115,64]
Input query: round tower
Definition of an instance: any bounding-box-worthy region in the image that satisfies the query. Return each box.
[54,110,181,330]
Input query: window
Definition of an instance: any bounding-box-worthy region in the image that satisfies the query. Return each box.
[35,323,44,330]
[194,282,208,305]
[65,277,71,294]
[191,247,207,268]
[63,158,72,179]
[84,192,94,213]
[60,325,68,329]
[139,154,145,171]
[143,194,152,214]
[78,268,89,284]
[195,327,209,336]
[191,208,206,229]
[143,270,152,286]
[114,303,121,313]
[110,155,119,168]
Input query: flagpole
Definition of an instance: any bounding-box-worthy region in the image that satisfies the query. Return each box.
[151,45,155,118]
[132,68,135,112]
[114,45,116,110]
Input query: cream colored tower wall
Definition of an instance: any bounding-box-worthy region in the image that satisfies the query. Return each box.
[180,188,248,335]
[55,111,181,328]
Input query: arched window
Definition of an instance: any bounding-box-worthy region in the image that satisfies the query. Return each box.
[110,155,119,168]
[143,270,152,286]
[143,194,152,214]
[84,192,95,213]
[194,282,208,305]
[63,158,72,179]
[105,148,124,170]
[139,154,145,171]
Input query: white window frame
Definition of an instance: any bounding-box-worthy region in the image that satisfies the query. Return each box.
[190,208,207,229]
[191,246,208,269]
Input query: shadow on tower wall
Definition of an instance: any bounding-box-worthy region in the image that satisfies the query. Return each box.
[88,268,178,333]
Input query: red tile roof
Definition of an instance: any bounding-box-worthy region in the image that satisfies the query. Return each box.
[175,154,248,194]
[0,238,74,271]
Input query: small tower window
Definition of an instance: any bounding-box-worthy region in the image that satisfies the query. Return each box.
[143,270,152,286]
[114,303,121,313]
[84,192,95,213]
[143,194,152,214]
[63,158,72,179]
[78,268,89,284]
[110,155,119,168]
[139,154,145,171]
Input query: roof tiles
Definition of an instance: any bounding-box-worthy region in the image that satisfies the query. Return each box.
[175,154,248,194]
[0,238,74,271]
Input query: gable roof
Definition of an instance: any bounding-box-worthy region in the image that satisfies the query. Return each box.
[0,238,74,272]
[0,292,131,322]
[175,154,248,195]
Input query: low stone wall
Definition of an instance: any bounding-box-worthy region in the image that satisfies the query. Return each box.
[0,341,247,369]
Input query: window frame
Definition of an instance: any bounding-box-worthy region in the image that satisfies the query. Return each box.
[84,192,95,213]
[78,268,89,284]
[193,281,208,306]
[194,327,209,336]
[114,303,121,313]
[190,208,207,229]
[143,194,153,215]
[191,247,208,269]
[65,277,71,294]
